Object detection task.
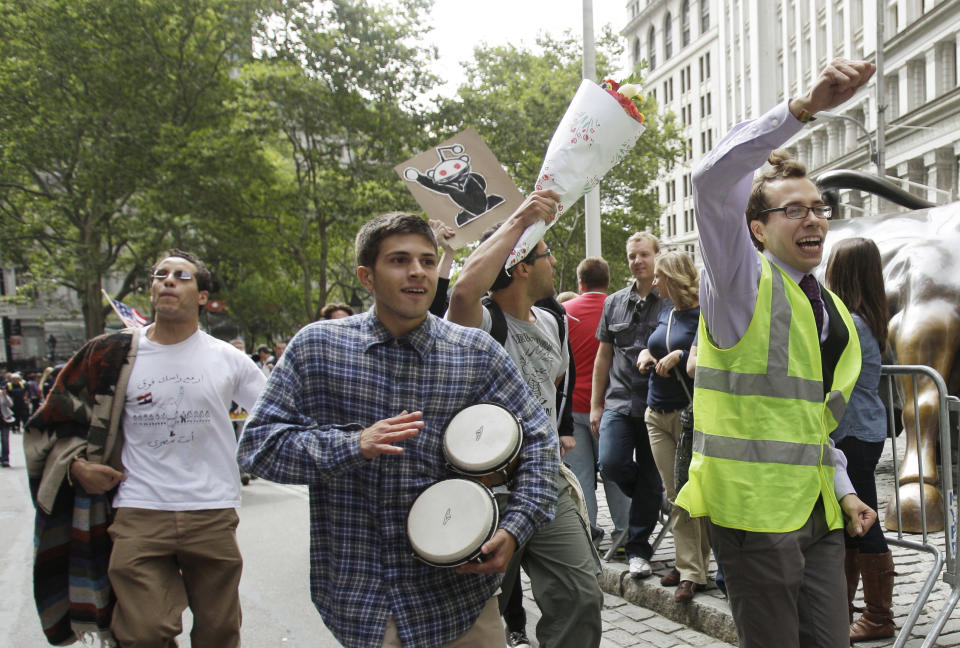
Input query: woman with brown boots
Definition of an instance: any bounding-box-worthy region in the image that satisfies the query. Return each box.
[826,238,896,642]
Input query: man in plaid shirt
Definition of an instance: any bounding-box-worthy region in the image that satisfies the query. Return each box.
[238,209,559,647]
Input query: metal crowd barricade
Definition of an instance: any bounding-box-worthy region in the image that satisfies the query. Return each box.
[880,365,959,648]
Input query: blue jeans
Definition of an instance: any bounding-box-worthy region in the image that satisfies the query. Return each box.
[0,423,9,465]
[567,412,630,531]
[597,409,662,560]
[837,436,888,553]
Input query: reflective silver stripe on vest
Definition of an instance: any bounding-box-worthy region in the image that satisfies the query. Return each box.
[693,429,834,468]
[826,389,845,423]
[695,367,823,402]
[694,261,824,402]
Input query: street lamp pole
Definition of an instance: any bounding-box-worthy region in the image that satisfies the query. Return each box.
[875,0,886,174]
[583,0,602,258]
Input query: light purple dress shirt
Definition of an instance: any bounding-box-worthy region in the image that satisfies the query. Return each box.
[692,99,855,499]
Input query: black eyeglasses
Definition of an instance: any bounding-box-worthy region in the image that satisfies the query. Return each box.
[526,247,553,263]
[152,269,194,281]
[758,204,833,220]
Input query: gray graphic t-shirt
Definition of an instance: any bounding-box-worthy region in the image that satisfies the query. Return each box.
[481,305,568,429]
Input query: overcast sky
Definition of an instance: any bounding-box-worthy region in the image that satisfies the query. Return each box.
[416,0,628,95]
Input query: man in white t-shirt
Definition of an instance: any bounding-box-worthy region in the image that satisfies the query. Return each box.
[447,190,603,648]
[69,250,265,647]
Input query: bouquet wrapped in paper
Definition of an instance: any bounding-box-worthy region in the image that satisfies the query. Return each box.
[505,78,646,268]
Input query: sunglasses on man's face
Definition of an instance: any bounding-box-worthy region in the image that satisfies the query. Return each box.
[152,269,194,281]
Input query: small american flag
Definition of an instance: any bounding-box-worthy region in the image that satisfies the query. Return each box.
[102,290,149,328]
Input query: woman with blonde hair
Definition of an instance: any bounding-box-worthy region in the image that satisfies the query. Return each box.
[636,250,710,602]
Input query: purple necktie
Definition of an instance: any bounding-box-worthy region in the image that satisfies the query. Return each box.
[799,274,824,335]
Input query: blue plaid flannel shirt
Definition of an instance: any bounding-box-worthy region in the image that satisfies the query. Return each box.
[238,310,558,647]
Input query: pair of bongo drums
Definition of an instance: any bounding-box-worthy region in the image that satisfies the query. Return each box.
[406,403,522,568]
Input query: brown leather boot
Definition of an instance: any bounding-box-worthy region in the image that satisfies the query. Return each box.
[844,547,861,623]
[850,551,896,642]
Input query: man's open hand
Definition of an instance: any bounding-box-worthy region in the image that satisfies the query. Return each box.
[360,410,424,459]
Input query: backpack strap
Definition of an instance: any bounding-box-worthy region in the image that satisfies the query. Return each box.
[481,295,509,347]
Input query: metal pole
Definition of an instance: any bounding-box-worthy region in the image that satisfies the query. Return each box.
[875,0,886,176]
[583,0,602,258]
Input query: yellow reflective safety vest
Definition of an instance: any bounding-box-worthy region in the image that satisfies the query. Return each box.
[675,254,861,533]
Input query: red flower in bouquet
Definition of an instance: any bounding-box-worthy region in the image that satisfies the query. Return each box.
[601,79,645,124]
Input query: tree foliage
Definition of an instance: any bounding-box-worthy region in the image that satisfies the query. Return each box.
[233,0,438,321]
[0,0,269,337]
[435,30,683,291]
[0,2,681,346]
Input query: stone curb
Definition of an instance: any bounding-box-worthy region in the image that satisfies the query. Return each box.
[598,561,739,645]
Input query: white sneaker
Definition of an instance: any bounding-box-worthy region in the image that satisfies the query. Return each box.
[628,556,652,578]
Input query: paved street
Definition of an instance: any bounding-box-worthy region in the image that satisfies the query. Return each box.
[590,435,960,648]
[7,430,958,647]
[1,437,726,647]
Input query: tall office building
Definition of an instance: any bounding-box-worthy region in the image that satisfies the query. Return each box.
[623,0,960,253]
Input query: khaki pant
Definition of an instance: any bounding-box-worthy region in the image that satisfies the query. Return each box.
[108,507,242,648]
[381,598,502,647]
[646,407,711,584]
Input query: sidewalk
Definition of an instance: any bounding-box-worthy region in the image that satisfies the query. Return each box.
[590,437,960,647]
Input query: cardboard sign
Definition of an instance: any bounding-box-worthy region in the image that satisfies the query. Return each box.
[395,127,523,249]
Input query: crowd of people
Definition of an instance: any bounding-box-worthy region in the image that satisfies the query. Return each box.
[17,57,905,648]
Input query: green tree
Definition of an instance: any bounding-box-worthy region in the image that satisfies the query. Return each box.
[0,0,266,337]
[435,30,684,290]
[234,0,438,322]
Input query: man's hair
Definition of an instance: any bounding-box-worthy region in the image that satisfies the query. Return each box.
[320,302,355,319]
[655,250,699,309]
[745,150,809,251]
[484,225,541,292]
[825,237,889,353]
[576,257,610,290]
[152,249,213,292]
[355,212,437,268]
[626,231,660,253]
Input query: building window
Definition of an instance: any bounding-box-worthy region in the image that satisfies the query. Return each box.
[633,37,641,65]
[680,66,690,93]
[664,13,673,60]
[833,6,845,53]
[682,0,691,46]
[700,0,710,33]
[648,25,657,70]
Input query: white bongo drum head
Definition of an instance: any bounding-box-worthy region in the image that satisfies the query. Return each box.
[407,479,498,567]
[443,403,521,475]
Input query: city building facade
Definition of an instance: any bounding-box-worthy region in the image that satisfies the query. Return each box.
[622,0,960,255]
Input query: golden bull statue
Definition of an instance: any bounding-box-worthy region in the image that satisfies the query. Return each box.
[819,170,957,533]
